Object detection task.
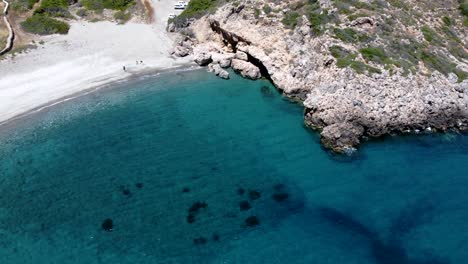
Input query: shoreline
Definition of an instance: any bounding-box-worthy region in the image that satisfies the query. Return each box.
[0,0,191,125]
[0,63,200,128]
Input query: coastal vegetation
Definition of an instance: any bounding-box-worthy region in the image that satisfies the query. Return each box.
[273,0,468,81]
[80,0,135,11]
[178,0,218,19]
[21,14,70,35]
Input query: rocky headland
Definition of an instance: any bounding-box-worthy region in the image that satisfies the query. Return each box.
[170,0,468,153]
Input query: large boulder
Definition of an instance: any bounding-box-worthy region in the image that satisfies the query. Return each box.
[193,46,213,66]
[212,52,234,68]
[172,46,190,57]
[235,51,248,61]
[231,59,261,80]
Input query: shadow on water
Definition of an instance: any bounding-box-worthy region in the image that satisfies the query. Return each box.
[318,201,449,264]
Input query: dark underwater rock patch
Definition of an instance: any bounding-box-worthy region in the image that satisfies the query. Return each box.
[239,200,252,211]
[248,190,261,200]
[193,237,207,245]
[272,192,289,202]
[135,183,143,189]
[212,233,220,241]
[102,218,113,232]
[187,201,208,224]
[245,216,260,227]
[237,188,245,195]
[273,183,285,192]
[119,185,132,196]
[189,201,208,213]
[182,187,191,193]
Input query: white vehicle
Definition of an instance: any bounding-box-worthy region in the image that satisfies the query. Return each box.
[168,14,176,19]
[174,4,185,9]
[174,1,187,9]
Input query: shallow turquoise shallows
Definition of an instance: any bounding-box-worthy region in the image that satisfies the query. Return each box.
[0,70,467,264]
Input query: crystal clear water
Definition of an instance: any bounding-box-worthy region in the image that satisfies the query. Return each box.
[0,70,467,264]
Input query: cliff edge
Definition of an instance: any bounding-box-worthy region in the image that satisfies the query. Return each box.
[171,0,468,153]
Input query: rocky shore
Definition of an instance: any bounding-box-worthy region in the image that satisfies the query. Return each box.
[170,1,468,153]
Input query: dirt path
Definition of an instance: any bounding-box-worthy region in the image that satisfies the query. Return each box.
[0,0,14,55]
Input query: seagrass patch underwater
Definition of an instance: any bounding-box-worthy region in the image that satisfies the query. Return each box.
[0,70,467,263]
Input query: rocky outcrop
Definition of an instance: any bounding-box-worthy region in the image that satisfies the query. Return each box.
[208,63,229,79]
[172,1,468,153]
[231,59,261,79]
[320,123,365,153]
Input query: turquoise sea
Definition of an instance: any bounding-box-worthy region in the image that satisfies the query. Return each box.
[0,70,467,263]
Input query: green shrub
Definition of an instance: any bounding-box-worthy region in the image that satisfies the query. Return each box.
[421,25,436,42]
[262,4,271,14]
[21,14,70,35]
[114,10,131,23]
[360,47,389,64]
[329,45,381,74]
[254,8,260,19]
[442,16,452,26]
[178,0,217,19]
[282,11,300,29]
[459,1,468,17]
[11,0,40,11]
[333,27,369,43]
[34,0,70,17]
[76,8,88,17]
[81,0,135,11]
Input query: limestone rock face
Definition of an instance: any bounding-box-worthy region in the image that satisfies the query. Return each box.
[172,46,190,57]
[211,52,234,68]
[231,59,261,80]
[320,123,365,153]
[173,1,468,153]
[193,45,214,66]
[235,51,248,61]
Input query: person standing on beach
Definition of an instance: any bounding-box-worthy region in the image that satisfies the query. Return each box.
[123,66,126,71]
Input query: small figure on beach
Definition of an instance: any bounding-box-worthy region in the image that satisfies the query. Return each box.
[123,66,126,71]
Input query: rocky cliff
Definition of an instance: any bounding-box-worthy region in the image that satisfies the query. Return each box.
[171,0,468,153]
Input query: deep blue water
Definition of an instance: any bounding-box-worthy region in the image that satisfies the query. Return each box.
[0,70,467,263]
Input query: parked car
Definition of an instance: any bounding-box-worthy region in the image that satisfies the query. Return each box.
[168,14,176,19]
[174,1,187,9]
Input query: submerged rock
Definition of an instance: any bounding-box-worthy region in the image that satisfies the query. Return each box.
[135,183,143,189]
[189,201,208,213]
[245,216,260,227]
[248,190,261,200]
[237,188,245,195]
[193,237,207,245]
[102,218,113,232]
[239,200,252,211]
[272,192,289,202]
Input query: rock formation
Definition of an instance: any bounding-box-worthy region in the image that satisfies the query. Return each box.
[171,0,468,153]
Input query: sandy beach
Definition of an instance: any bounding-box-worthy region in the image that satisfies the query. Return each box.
[0,0,192,124]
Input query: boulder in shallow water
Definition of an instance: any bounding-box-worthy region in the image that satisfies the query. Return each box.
[208,63,229,79]
[320,122,365,153]
[193,48,213,66]
[231,59,261,80]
